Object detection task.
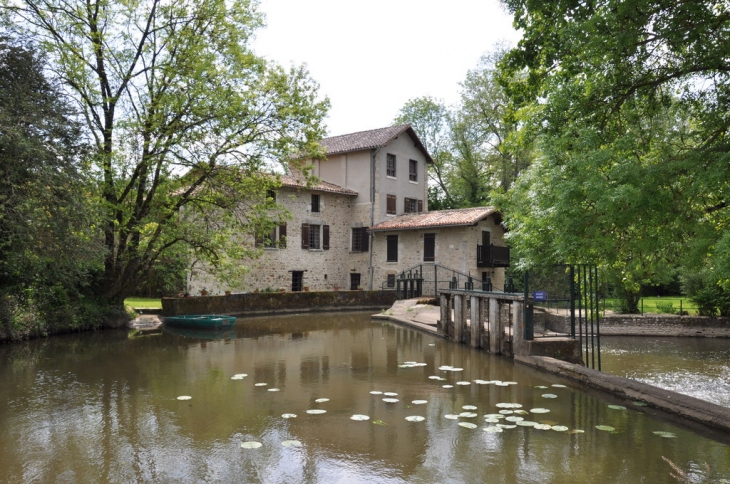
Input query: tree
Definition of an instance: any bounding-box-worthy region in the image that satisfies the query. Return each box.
[0,35,102,294]
[499,0,730,310]
[4,0,329,303]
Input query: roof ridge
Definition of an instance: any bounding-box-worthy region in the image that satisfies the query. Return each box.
[322,123,411,141]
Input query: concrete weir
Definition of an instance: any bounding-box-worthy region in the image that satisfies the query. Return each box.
[373,296,730,439]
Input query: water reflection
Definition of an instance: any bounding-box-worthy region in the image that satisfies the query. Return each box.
[0,313,728,483]
[599,336,730,408]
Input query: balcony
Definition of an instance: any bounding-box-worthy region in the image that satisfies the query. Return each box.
[476,244,510,268]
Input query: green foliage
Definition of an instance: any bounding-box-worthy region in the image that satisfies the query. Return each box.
[654,301,677,315]
[498,0,730,306]
[394,46,532,210]
[5,0,329,304]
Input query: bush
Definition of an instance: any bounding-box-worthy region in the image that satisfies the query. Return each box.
[690,285,730,317]
[655,301,678,315]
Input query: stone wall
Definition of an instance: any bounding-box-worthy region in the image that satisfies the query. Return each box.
[162,290,397,317]
[544,311,730,337]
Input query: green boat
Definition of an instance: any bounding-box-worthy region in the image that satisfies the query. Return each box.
[164,314,236,329]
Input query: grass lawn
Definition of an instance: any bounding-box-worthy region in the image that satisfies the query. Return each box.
[602,296,698,315]
[124,297,162,309]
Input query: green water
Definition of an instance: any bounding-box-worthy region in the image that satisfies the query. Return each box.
[1,312,728,483]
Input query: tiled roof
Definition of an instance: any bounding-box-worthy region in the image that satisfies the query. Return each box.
[280,174,358,196]
[320,124,434,164]
[369,207,499,232]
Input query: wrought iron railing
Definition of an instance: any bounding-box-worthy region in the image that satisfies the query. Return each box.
[476,244,510,268]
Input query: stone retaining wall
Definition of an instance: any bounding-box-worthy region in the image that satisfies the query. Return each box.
[544,311,730,337]
[162,290,397,317]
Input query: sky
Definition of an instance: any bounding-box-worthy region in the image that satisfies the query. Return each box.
[252,0,521,137]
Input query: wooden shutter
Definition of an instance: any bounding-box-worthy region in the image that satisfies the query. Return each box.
[417,200,423,212]
[387,194,396,214]
[404,198,409,213]
[301,223,310,249]
[362,228,369,252]
[323,225,330,250]
[279,224,287,248]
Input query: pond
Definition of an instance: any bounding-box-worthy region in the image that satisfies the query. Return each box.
[599,336,730,408]
[1,312,729,483]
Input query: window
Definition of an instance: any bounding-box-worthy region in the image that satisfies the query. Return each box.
[352,227,369,252]
[409,159,417,181]
[309,224,321,249]
[424,233,435,262]
[301,224,329,250]
[256,224,287,248]
[386,194,396,215]
[350,273,361,290]
[311,194,320,213]
[386,235,398,262]
[387,273,396,288]
[266,189,276,201]
[387,153,396,177]
[404,197,417,213]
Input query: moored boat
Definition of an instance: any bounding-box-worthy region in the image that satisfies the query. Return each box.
[164,314,236,329]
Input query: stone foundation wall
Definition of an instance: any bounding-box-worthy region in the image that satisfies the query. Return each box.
[544,311,730,337]
[162,290,397,317]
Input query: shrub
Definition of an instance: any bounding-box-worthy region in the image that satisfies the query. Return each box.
[655,301,678,315]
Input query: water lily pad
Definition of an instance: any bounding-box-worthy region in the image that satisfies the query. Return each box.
[607,405,626,410]
[398,364,415,368]
[241,441,262,449]
[442,385,454,389]
[456,381,471,385]
[405,416,425,422]
[450,367,464,372]
[505,416,524,422]
[428,343,435,346]
[231,374,247,380]
[653,431,677,438]
[503,381,518,385]
[438,365,453,371]
[495,382,509,386]
[551,425,569,432]
[596,425,615,432]
[370,391,383,395]
[384,392,398,396]
[372,419,388,426]
[542,394,558,399]
[282,413,297,419]
[281,440,302,447]
[530,408,550,414]
[462,405,477,410]
[484,418,501,423]
[632,401,648,407]
[254,383,267,387]
[403,361,417,365]
[315,398,330,403]
[351,414,369,421]
[306,409,327,414]
[497,424,516,429]
[459,412,478,418]
[534,424,552,430]
[569,429,585,434]
[176,396,192,401]
[483,426,503,433]
[534,385,548,389]
[444,414,460,420]
[428,376,445,380]
[516,420,538,427]
[382,398,399,403]
[268,388,280,392]
[551,384,567,388]
[458,422,478,429]
[412,400,428,405]
[498,409,514,415]
[496,403,523,409]
[484,414,505,419]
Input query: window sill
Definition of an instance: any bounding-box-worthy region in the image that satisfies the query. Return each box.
[408,180,418,184]
[308,248,324,252]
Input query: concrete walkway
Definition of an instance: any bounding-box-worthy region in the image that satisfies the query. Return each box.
[371,299,442,336]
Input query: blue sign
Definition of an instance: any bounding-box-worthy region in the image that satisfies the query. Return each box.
[533,291,547,301]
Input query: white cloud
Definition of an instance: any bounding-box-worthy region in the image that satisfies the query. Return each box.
[253,0,520,136]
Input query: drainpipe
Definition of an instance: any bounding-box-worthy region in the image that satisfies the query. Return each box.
[368,147,381,290]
